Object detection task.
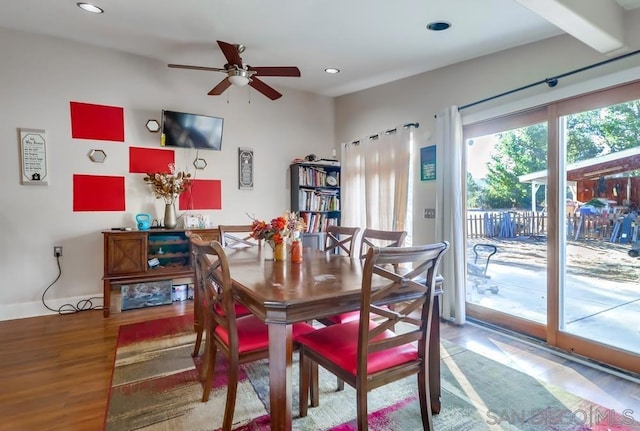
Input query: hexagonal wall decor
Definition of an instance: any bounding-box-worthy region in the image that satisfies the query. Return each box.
[193,158,207,170]
[146,119,160,133]
[88,149,107,163]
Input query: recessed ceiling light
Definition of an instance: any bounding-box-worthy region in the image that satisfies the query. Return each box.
[426,21,451,31]
[324,68,340,74]
[77,2,104,14]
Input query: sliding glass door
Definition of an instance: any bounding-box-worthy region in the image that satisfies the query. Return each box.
[463,81,640,373]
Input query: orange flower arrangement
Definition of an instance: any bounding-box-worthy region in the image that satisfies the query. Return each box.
[250,212,306,246]
[250,216,287,245]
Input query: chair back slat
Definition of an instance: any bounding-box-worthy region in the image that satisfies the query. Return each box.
[324,225,361,256]
[369,331,423,354]
[191,238,240,350]
[218,224,261,248]
[359,228,407,259]
[357,242,449,376]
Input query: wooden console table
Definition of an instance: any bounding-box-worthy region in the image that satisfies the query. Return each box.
[102,228,218,317]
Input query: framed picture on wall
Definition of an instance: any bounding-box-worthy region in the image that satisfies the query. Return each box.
[420,145,436,181]
[238,147,254,190]
[19,128,48,185]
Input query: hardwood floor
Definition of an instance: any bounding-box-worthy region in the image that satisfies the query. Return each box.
[0,302,192,431]
[0,303,637,430]
[441,320,640,423]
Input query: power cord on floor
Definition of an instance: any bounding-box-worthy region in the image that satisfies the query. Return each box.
[42,254,104,315]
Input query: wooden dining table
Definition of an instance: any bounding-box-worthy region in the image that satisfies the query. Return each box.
[224,246,444,431]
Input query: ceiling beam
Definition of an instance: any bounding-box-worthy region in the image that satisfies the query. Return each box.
[514,0,628,55]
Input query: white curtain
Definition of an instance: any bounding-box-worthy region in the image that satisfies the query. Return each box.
[435,106,466,324]
[342,126,413,238]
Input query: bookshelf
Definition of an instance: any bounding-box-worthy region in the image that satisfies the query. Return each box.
[290,161,341,249]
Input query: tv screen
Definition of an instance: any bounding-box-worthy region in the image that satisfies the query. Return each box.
[161,110,223,150]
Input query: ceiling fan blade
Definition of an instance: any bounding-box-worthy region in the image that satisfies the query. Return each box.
[168,64,226,72]
[217,40,243,67]
[249,77,282,100]
[249,66,301,77]
[208,78,232,96]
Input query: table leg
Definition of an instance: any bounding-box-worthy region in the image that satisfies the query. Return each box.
[429,295,441,414]
[268,323,294,431]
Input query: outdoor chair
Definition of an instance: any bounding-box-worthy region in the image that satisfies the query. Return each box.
[191,239,316,430]
[297,242,450,431]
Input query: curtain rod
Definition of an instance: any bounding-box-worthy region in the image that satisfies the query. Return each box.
[458,48,640,111]
[350,122,419,145]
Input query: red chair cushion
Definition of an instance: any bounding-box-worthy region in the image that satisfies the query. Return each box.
[323,305,392,325]
[211,302,251,317]
[296,320,417,376]
[324,310,360,324]
[234,303,251,317]
[215,315,315,354]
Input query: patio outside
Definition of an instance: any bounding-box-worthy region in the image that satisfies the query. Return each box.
[466,233,640,354]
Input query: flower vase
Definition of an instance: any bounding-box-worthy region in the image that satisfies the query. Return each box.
[164,202,177,229]
[274,242,286,261]
[264,243,275,260]
[290,240,303,263]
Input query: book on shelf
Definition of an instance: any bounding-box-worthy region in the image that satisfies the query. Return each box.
[298,189,340,212]
[300,212,339,233]
[296,165,339,187]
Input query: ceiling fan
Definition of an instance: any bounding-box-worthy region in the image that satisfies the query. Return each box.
[168,40,301,100]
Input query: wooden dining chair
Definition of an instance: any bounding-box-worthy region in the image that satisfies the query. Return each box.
[218,224,261,248]
[320,227,407,328]
[359,228,407,259]
[190,230,255,357]
[297,242,450,431]
[324,225,361,257]
[191,239,316,431]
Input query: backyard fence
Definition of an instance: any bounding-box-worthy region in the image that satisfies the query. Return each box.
[467,211,547,239]
[467,210,634,242]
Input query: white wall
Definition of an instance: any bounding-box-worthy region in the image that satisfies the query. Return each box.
[0,28,334,320]
[335,12,640,247]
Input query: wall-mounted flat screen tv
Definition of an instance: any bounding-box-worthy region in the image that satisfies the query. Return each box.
[161,110,224,150]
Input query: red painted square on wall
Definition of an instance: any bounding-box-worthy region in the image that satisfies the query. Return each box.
[129,147,175,173]
[179,179,221,210]
[73,174,125,211]
[70,101,125,142]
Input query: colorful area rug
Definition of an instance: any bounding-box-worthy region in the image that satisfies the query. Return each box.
[105,315,639,431]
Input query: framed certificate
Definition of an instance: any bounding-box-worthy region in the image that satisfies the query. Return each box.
[19,128,48,185]
[238,147,254,190]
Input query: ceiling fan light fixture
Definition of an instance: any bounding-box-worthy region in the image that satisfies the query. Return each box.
[228,69,251,87]
[228,75,250,86]
[77,2,104,14]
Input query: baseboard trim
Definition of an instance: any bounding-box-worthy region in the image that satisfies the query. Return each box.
[0,294,104,321]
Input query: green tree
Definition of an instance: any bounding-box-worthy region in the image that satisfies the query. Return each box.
[466,172,483,208]
[484,124,547,209]
[481,100,640,209]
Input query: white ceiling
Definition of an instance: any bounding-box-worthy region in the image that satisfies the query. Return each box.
[1,0,638,97]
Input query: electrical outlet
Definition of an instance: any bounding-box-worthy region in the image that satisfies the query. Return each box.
[54,246,63,257]
[424,208,436,218]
